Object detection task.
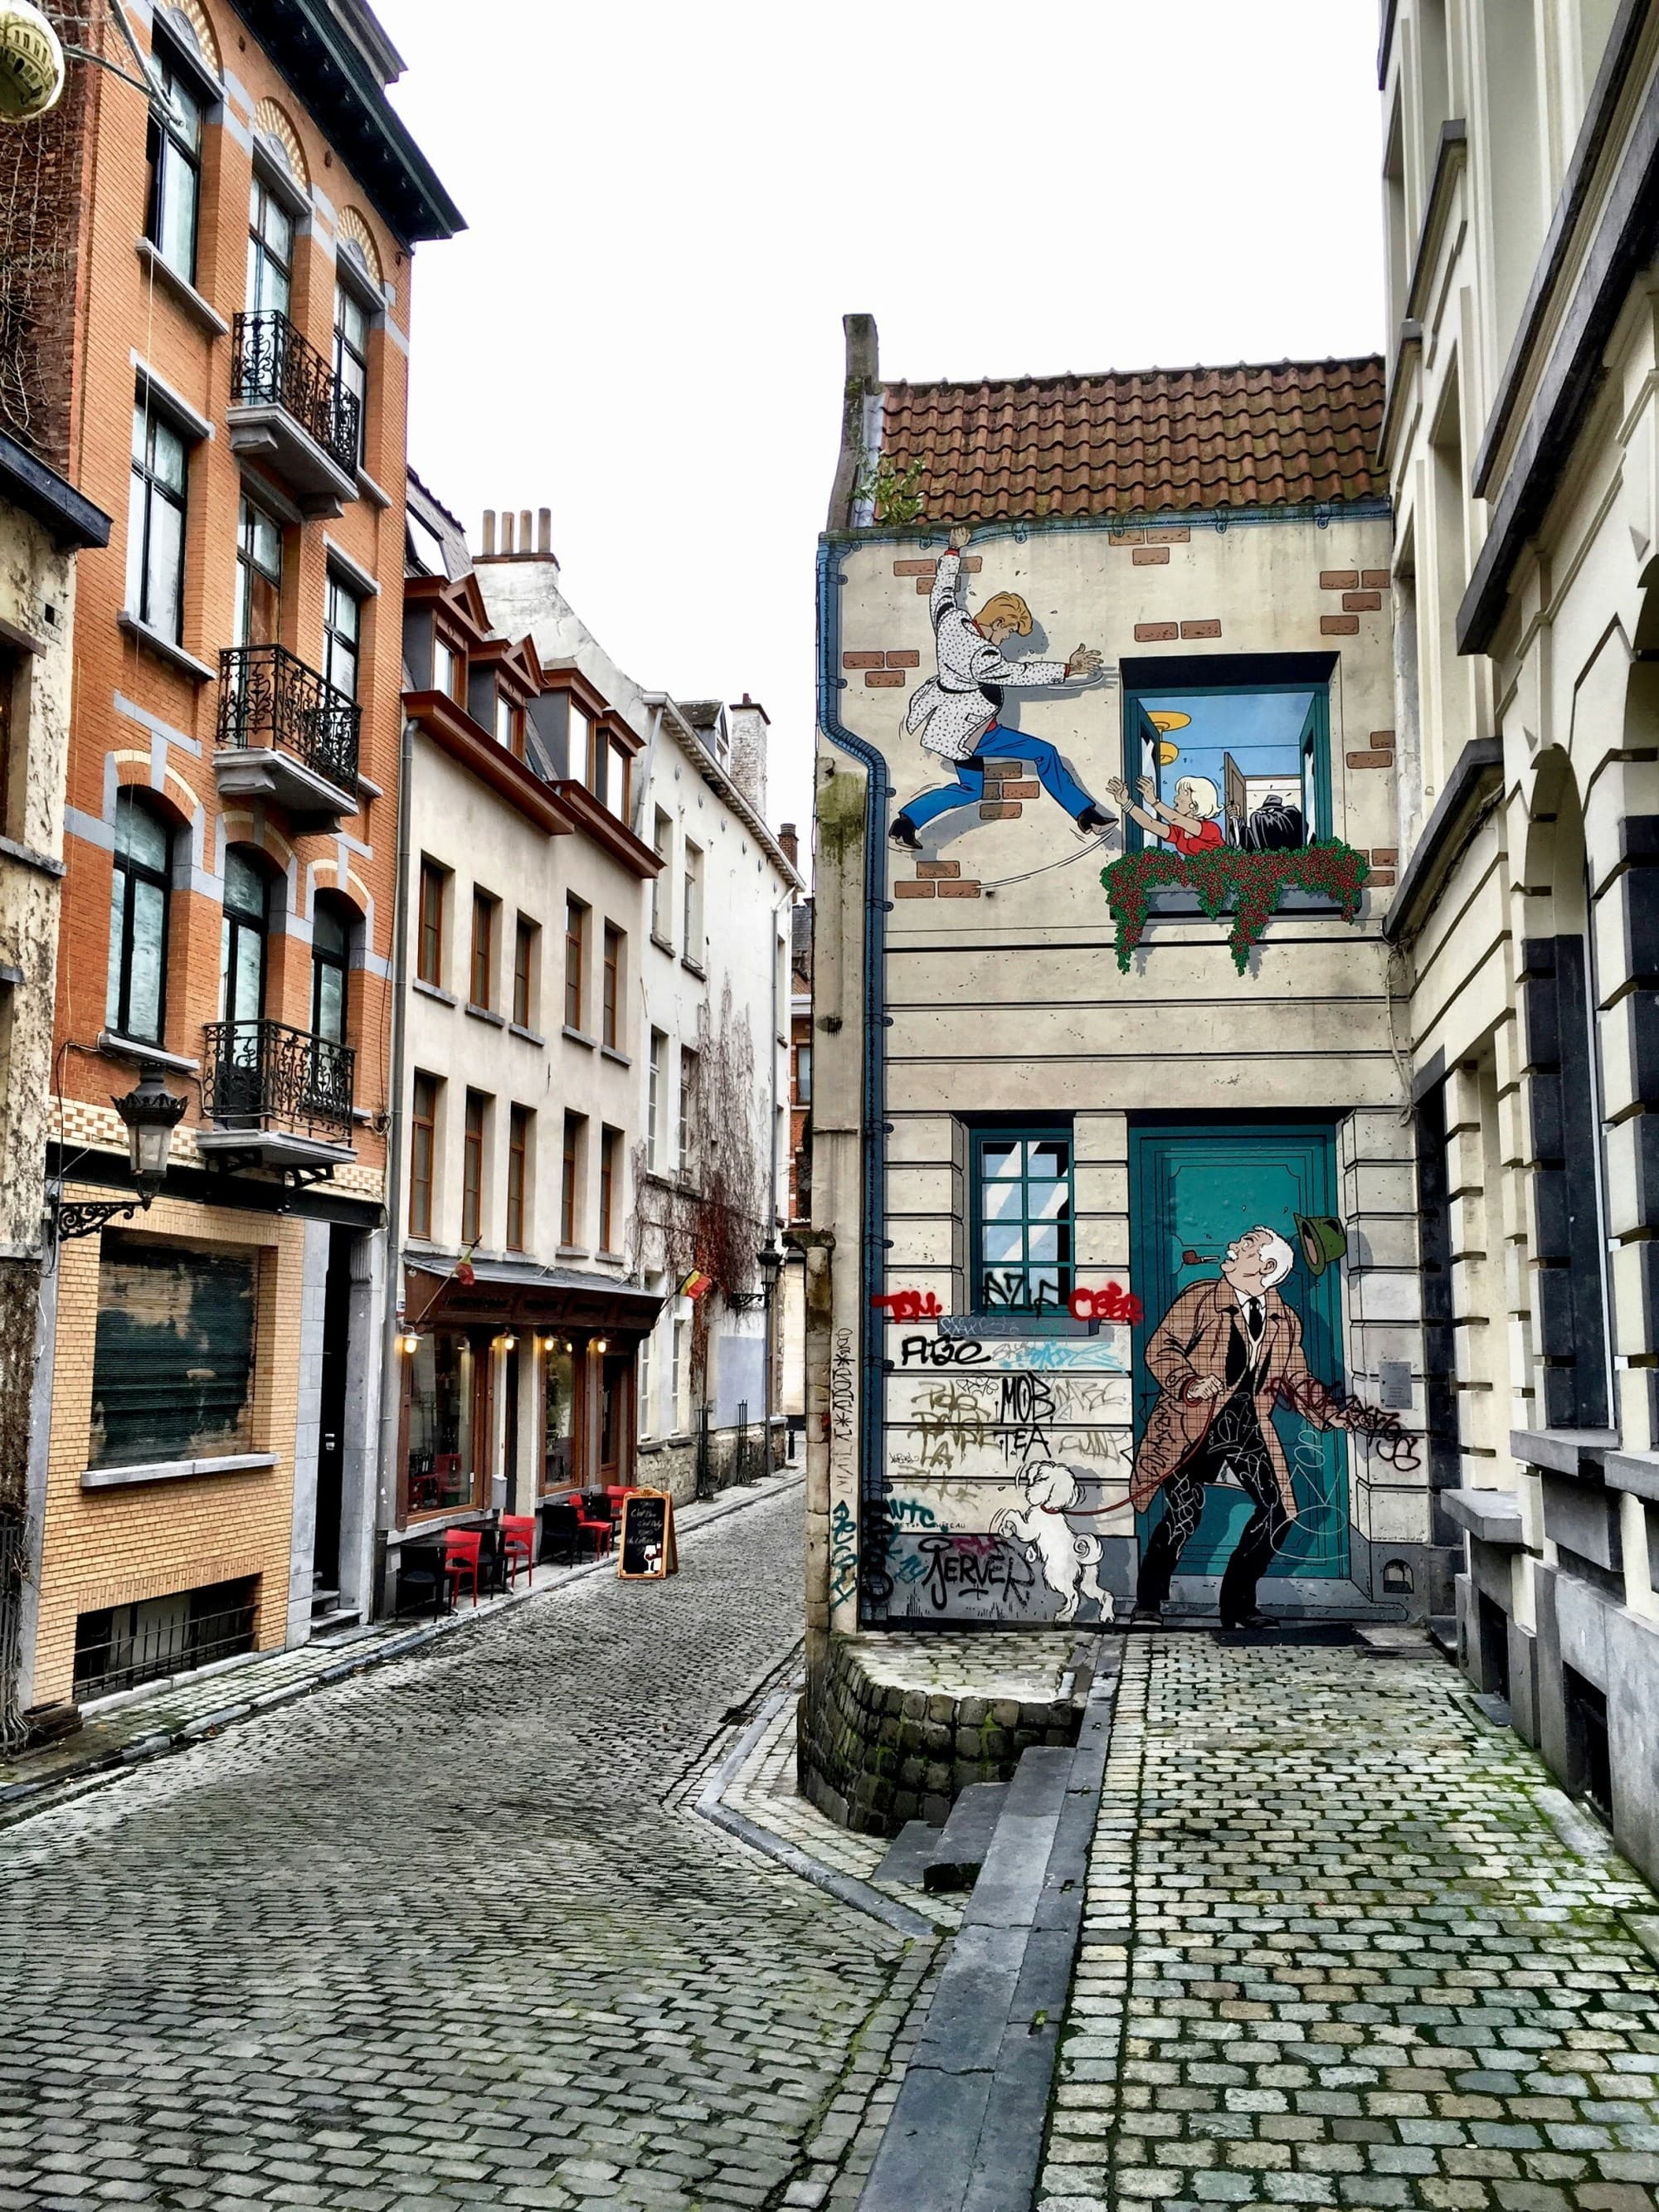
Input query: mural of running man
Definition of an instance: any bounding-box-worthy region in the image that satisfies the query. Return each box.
[891,525,1117,850]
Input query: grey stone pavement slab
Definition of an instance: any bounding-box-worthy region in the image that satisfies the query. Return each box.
[1038,1634,1659,2212]
[0,1484,936,2211]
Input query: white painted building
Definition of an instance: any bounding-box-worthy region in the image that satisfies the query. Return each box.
[473,512,800,1497]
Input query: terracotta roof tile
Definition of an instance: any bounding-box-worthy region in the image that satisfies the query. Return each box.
[878,357,1385,523]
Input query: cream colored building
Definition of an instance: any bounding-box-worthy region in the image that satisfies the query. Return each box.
[805,324,1433,1817]
[1379,0,1659,1877]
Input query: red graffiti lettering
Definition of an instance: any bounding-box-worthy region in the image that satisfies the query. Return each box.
[872,1288,943,1321]
[1068,1283,1144,1325]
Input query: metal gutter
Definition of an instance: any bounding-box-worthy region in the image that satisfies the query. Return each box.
[1382,736,1505,946]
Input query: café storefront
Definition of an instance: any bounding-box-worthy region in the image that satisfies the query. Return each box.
[394,1258,664,1547]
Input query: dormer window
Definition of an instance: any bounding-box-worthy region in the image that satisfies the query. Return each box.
[432,634,463,702]
[494,688,523,759]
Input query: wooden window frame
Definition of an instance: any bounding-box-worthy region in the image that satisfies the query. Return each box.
[417,859,446,989]
[410,1071,438,1239]
[506,1104,531,1252]
[513,916,536,1030]
[469,887,497,1012]
[563,897,586,1033]
[599,1125,618,1252]
[108,790,173,1048]
[461,1089,487,1247]
[560,1112,582,1247]
[601,923,621,1051]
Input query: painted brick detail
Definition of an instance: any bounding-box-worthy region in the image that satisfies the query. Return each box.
[1131,547,1170,566]
[915,861,961,879]
[1361,568,1390,588]
[864,669,905,688]
[1369,730,1397,749]
[1320,569,1360,591]
[1111,527,1190,545]
[979,802,1022,820]
[842,650,883,670]
[999,780,1041,798]
[884,649,921,669]
[1371,847,1399,864]
[937,880,982,897]
[981,761,1024,776]
[1135,622,1179,642]
[1180,619,1222,639]
[1321,613,1360,635]
[1342,590,1383,612]
[893,880,935,897]
[895,557,980,577]
[1347,749,1394,769]
[1370,868,1397,886]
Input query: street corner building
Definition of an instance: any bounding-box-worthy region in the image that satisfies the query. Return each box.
[10,0,460,1723]
[801,322,1434,1828]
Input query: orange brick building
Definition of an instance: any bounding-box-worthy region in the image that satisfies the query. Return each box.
[18,0,460,1715]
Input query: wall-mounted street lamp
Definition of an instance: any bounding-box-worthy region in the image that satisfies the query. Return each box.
[756,1242,785,1297]
[54,1072,187,1240]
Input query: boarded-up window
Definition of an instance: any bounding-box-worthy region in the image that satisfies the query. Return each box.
[90,1237,258,1467]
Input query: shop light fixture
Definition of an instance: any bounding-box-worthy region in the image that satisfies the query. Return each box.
[401,1333,419,1354]
[594,1339,608,1354]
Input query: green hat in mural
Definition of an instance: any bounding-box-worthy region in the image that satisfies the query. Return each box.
[1295,1213,1348,1278]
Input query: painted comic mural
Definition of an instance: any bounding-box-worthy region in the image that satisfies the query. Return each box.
[825,504,1418,1629]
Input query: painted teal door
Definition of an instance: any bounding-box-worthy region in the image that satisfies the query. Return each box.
[1128,1123,1349,1578]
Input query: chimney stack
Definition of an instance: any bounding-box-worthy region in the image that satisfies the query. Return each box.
[476,503,561,567]
[482,508,496,555]
[778,822,798,869]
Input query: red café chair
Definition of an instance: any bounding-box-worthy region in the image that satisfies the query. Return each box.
[443,1528,483,1607]
[499,1514,536,1588]
[575,1495,614,1558]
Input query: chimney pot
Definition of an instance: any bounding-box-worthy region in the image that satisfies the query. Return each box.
[538,508,552,555]
[483,509,496,556]
[502,512,514,553]
[519,509,533,555]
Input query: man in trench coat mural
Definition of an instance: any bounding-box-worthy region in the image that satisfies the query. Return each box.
[1130,1227,1357,1631]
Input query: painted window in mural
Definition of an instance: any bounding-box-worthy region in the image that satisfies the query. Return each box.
[971,1125,1073,1313]
[1111,683,1331,856]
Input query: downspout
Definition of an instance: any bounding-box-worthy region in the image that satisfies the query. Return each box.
[374,707,415,1611]
[815,537,893,1626]
[763,875,793,1465]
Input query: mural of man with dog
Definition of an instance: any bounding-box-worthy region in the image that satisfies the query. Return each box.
[1129,1226,1364,1630]
[889,525,1117,850]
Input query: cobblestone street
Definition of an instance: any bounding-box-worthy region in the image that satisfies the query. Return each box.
[1039,1636,1659,2212]
[0,1485,927,2212]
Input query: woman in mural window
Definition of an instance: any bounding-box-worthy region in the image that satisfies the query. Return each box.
[1107,771,1225,854]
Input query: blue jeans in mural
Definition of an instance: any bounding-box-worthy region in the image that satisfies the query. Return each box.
[903,725,1098,830]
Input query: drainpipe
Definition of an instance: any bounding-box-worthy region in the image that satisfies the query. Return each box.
[762,877,793,1468]
[373,707,415,1614]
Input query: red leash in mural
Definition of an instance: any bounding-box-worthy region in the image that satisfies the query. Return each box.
[1129,1228,1366,1631]
[890,525,1117,851]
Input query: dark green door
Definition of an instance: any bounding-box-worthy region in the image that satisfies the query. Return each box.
[1128,1122,1349,1578]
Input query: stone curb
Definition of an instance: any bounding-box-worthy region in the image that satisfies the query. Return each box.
[856,1648,1122,2211]
[0,1471,805,1833]
[695,1689,938,1942]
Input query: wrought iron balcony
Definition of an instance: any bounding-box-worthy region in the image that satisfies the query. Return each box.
[201,1018,355,1151]
[228,309,360,508]
[216,643,359,819]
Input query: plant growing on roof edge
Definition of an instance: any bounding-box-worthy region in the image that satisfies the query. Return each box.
[1099,841,1372,975]
[854,449,926,527]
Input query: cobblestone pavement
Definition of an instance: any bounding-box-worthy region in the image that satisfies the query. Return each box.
[0,1485,934,2212]
[1039,1634,1659,2212]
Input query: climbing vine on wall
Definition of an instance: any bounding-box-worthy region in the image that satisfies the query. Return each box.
[627,980,768,1384]
[1099,841,1372,975]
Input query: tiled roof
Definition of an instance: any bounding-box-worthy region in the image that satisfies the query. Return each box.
[877,357,1385,523]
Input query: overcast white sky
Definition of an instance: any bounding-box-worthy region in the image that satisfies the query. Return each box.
[376,0,1387,844]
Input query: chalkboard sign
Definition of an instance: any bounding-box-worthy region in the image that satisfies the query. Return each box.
[617,1488,678,1580]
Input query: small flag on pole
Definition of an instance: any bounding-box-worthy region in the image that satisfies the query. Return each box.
[678,1266,713,1300]
[454,1245,477,1286]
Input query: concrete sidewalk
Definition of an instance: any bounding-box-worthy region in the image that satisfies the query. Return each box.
[0,1468,803,1827]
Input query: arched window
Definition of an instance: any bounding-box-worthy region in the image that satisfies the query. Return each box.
[310,892,355,1045]
[221,847,271,1027]
[107,791,173,1046]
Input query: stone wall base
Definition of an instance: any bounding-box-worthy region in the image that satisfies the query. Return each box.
[797,1628,1094,1838]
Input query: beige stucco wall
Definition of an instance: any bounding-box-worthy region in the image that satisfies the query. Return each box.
[810,508,1427,1639]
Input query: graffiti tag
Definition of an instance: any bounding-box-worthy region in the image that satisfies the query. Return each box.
[897,1333,987,1369]
[829,1496,859,1610]
[830,1327,856,1446]
[1068,1284,1144,1325]
[1272,1374,1423,1473]
[915,1532,1037,1614]
[872,1288,943,1321]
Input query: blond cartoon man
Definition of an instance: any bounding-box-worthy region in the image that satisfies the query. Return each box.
[891,526,1117,849]
[1106,771,1226,855]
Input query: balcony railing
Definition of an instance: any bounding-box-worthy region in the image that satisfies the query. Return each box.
[217,643,360,794]
[231,309,360,479]
[202,1018,355,1145]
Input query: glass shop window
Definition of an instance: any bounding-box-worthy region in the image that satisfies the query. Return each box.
[542,1338,576,1493]
[1124,682,1331,854]
[971,1126,1073,1315]
[406,1330,482,1513]
[90,1237,257,1468]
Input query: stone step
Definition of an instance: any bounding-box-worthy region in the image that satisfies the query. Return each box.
[922,1781,1007,1894]
[309,1606,362,1640]
[874,1818,942,1889]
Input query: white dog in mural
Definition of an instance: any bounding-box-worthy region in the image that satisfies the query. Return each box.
[991,1460,1115,1625]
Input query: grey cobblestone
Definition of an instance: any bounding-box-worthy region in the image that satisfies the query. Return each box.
[0,1486,930,2207]
[1039,1636,1659,2211]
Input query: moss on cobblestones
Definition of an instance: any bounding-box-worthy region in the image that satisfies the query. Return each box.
[1036,1636,1659,2212]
